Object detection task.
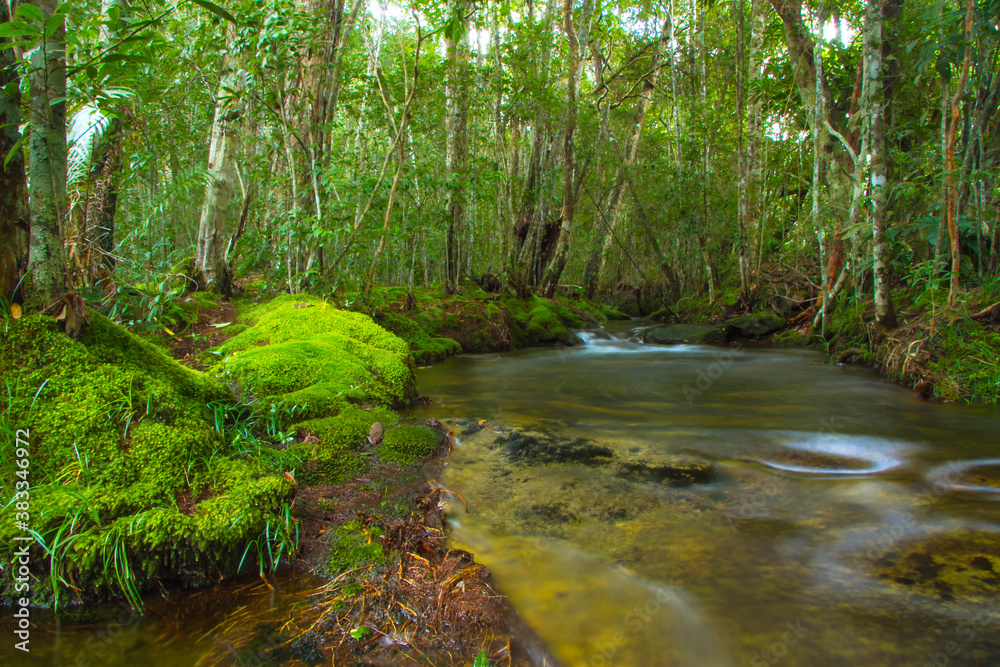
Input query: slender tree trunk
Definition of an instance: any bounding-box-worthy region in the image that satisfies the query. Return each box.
[735,0,749,299]
[0,0,29,300]
[936,74,949,266]
[746,0,768,285]
[367,24,426,288]
[813,0,827,336]
[89,0,125,274]
[946,0,975,306]
[507,0,558,290]
[25,0,67,305]
[444,1,470,290]
[195,45,243,294]
[867,0,895,328]
[586,13,670,297]
[541,0,596,296]
[669,0,681,169]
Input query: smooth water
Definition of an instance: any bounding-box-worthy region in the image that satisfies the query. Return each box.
[0,572,328,666]
[410,322,1000,666]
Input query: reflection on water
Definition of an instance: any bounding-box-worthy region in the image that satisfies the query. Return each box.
[0,573,326,666]
[411,322,1000,666]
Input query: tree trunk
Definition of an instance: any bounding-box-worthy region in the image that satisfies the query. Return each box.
[946,0,975,306]
[812,0,827,336]
[506,0,559,290]
[0,0,29,301]
[541,0,596,296]
[195,45,243,294]
[25,0,67,306]
[584,12,670,298]
[746,0,768,285]
[867,0,895,328]
[444,1,470,290]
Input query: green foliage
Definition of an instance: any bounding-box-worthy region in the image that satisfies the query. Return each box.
[927,321,1000,404]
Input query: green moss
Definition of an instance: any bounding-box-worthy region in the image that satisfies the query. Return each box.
[291,406,398,483]
[377,312,461,364]
[378,425,443,465]
[217,294,416,410]
[0,314,296,606]
[772,329,809,346]
[325,521,389,576]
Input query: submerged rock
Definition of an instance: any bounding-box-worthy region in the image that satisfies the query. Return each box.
[614,457,716,486]
[497,430,614,464]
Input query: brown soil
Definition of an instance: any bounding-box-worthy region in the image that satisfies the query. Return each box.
[167,298,240,369]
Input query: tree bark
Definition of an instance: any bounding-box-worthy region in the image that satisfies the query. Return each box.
[746,0,768,286]
[541,0,596,296]
[25,0,67,306]
[867,0,895,328]
[946,0,975,306]
[195,44,243,293]
[444,0,470,290]
[0,0,29,301]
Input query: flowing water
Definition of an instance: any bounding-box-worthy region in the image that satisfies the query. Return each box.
[4,323,998,666]
[409,322,1000,666]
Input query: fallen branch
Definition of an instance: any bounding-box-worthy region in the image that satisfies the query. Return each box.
[970,301,1000,322]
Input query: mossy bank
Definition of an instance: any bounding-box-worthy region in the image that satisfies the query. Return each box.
[0,295,440,607]
[338,284,629,363]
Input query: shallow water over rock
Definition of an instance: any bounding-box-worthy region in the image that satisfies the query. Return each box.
[410,321,1000,666]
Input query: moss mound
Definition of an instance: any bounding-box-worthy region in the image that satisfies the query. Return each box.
[291,405,397,484]
[218,294,416,413]
[378,425,443,465]
[0,314,296,606]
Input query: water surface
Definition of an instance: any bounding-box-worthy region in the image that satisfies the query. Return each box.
[411,322,1000,666]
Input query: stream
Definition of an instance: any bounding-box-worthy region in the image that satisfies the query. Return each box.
[409,321,1000,666]
[3,322,999,666]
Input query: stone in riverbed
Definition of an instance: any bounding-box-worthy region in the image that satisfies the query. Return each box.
[614,457,715,486]
[498,430,614,464]
[720,314,785,338]
[639,324,726,345]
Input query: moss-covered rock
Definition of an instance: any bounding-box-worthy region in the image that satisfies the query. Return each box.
[291,405,397,483]
[344,286,616,362]
[640,323,726,345]
[378,425,443,465]
[217,294,417,413]
[721,314,785,338]
[0,314,296,606]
